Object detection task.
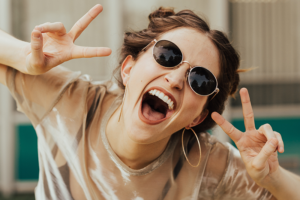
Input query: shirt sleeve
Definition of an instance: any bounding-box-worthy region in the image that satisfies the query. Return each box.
[6,66,82,127]
[213,143,273,200]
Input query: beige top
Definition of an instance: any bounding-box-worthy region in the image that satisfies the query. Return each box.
[6,66,273,200]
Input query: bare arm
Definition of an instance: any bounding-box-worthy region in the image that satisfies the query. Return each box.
[0,29,29,86]
[0,63,7,86]
[0,29,28,71]
[264,167,300,200]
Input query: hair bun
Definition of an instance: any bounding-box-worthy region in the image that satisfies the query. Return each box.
[148,7,175,21]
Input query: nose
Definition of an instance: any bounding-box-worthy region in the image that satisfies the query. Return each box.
[164,62,190,90]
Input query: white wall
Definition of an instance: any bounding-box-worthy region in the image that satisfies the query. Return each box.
[123,0,210,30]
[0,0,15,196]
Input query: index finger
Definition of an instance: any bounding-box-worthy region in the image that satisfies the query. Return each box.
[240,88,256,131]
[68,4,103,41]
[211,112,243,143]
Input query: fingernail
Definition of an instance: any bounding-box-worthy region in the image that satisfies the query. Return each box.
[280,147,284,152]
[33,32,40,39]
[35,26,42,32]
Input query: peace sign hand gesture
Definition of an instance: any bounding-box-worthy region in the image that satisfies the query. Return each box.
[23,4,111,75]
[211,88,284,187]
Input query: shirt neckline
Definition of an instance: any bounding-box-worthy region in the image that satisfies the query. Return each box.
[100,95,178,176]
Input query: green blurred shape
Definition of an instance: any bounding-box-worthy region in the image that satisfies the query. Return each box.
[16,125,39,180]
[0,193,35,200]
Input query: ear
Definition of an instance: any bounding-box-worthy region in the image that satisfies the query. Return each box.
[185,109,209,129]
[121,55,135,86]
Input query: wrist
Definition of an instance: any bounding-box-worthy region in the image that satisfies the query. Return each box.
[0,36,29,72]
[262,166,300,200]
[261,166,283,192]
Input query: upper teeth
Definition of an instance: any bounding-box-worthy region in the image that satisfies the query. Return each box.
[148,89,174,110]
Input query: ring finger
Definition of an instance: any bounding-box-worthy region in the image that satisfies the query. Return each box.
[274,131,284,153]
[35,22,66,35]
[258,124,277,142]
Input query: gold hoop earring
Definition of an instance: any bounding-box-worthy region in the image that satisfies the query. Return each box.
[181,127,201,167]
[118,86,128,122]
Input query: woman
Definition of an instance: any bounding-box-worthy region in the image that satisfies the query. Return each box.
[0,4,299,200]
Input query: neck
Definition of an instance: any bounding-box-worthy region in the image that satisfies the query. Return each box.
[106,106,170,169]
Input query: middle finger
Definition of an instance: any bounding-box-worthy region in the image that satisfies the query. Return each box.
[240,88,256,131]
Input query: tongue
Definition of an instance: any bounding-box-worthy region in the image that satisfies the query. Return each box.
[142,103,165,121]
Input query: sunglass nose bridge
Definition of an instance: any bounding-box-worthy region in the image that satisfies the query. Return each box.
[181,60,191,68]
[181,61,192,80]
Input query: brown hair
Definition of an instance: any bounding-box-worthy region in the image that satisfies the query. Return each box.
[114,7,241,133]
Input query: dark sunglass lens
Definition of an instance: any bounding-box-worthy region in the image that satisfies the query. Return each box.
[153,40,182,67]
[188,67,217,95]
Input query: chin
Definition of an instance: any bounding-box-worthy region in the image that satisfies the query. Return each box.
[127,124,161,144]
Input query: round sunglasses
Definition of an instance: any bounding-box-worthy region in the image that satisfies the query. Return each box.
[142,39,220,99]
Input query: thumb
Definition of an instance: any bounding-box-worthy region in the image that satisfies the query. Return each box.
[29,29,45,70]
[251,138,278,170]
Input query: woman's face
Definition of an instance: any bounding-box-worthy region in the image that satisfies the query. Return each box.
[121,27,220,144]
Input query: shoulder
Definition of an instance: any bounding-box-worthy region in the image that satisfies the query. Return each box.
[199,132,233,165]
[87,80,121,110]
[199,133,237,195]
[205,133,244,176]
[85,80,121,124]
[199,132,233,181]
[199,133,273,199]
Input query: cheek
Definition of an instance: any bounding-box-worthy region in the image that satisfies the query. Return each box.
[180,93,207,121]
[133,56,162,82]
[124,57,164,112]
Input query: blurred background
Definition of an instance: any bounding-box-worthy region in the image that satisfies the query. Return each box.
[0,0,300,199]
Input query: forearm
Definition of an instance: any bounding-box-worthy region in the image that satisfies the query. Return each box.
[0,29,29,71]
[265,166,300,200]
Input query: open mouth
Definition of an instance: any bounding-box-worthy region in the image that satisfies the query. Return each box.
[139,88,176,125]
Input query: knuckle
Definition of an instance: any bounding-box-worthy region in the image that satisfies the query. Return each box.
[77,21,83,29]
[242,98,251,104]
[218,117,226,126]
[31,41,41,49]
[228,126,235,135]
[31,60,43,68]
[251,161,263,171]
[82,47,87,57]
[45,22,51,27]
[57,22,64,29]
[262,146,272,156]
[274,131,282,138]
[31,30,39,36]
[87,12,95,20]
[245,112,254,119]
[258,125,264,131]
[264,123,271,129]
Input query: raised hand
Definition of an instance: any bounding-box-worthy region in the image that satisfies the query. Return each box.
[24,4,111,75]
[211,88,284,187]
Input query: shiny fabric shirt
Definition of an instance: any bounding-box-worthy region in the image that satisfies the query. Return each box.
[6,66,273,200]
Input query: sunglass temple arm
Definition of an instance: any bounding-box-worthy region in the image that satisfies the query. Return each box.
[210,88,219,101]
[141,39,157,52]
